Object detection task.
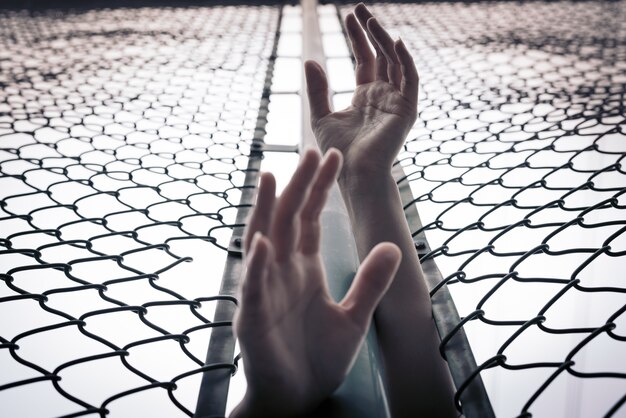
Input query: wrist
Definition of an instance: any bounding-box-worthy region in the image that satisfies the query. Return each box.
[337,166,395,197]
[338,153,391,183]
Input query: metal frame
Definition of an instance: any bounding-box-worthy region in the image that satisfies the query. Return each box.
[194,1,495,417]
[193,6,285,417]
[301,1,390,416]
[394,164,495,418]
[332,2,495,416]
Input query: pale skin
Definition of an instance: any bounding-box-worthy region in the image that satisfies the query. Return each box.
[305,4,457,417]
[232,3,456,417]
[231,149,403,418]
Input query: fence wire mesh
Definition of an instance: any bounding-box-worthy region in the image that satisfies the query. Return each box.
[0,4,279,417]
[336,1,626,417]
[2,0,626,417]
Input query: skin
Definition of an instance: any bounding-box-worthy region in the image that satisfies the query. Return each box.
[231,149,403,418]
[305,4,457,417]
[232,3,456,417]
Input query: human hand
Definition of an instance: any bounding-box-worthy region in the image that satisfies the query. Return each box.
[231,149,402,418]
[304,3,418,179]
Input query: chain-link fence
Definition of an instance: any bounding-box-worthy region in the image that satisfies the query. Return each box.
[2,1,625,417]
[335,1,626,417]
[0,3,280,417]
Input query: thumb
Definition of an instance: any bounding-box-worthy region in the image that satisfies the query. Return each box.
[304,60,332,123]
[340,243,402,329]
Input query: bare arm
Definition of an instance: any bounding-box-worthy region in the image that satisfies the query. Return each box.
[304,3,456,417]
[339,167,456,418]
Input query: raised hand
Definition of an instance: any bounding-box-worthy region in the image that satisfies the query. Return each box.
[231,149,402,418]
[305,3,418,177]
[305,5,457,417]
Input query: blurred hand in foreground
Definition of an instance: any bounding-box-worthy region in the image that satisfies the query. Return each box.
[230,148,402,418]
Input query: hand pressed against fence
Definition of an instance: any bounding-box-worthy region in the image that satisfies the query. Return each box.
[231,149,402,418]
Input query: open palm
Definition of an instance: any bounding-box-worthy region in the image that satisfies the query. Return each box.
[305,5,419,175]
[232,150,401,417]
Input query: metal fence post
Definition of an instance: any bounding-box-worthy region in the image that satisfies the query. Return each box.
[301,1,391,417]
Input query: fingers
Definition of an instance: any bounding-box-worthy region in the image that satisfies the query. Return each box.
[304,60,332,124]
[270,149,321,262]
[345,13,375,85]
[394,38,419,104]
[340,243,402,329]
[240,232,273,308]
[247,149,341,262]
[366,17,402,89]
[354,3,388,83]
[299,149,343,255]
[244,172,276,254]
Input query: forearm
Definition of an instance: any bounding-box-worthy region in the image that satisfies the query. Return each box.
[338,169,457,418]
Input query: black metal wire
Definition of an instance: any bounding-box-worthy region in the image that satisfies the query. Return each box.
[0,4,280,417]
[2,1,626,417]
[335,1,626,417]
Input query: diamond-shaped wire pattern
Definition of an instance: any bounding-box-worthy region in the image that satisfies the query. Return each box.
[3,1,626,417]
[0,5,279,417]
[336,1,625,417]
